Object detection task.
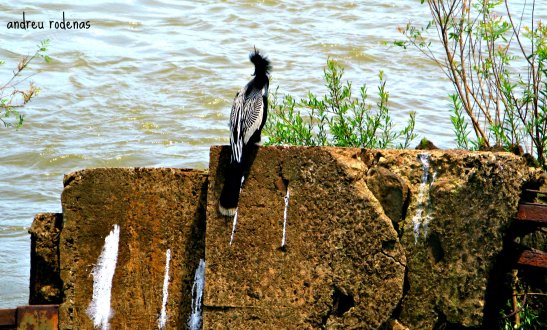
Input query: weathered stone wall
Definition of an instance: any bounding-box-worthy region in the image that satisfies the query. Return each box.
[204,147,529,329]
[59,168,207,329]
[30,146,533,329]
[205,146,406,329]
[29,212,63,304]
[369,150,527,329]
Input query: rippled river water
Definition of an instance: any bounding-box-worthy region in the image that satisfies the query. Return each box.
[0,0,543,307]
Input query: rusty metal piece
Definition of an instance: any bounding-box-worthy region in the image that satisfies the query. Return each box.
[0,308,16,329]
[515,203,547,226]
[512,199,547,270]
[0,305,59,330]
[524,189,547,195]
[16,305,58,330]
[516,247,547,270]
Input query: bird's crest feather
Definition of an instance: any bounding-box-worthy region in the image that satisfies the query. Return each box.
[249,49,271,76]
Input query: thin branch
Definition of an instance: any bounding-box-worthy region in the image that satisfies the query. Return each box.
[0,52,39,91]
[504,0,533,66]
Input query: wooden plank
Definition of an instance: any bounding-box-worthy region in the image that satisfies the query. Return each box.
[0,308,16,328]
[516,248,547,269]
[515,203,547,226]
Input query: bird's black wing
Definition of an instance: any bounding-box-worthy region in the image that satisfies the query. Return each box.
[229,85,265,163]
[229,86,247,163]
[241,87,265,144]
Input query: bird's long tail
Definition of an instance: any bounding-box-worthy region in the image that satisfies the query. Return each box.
[219,159,245,216]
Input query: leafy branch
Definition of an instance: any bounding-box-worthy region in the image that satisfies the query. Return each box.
[1,39,51,128]
[394,0,546,169]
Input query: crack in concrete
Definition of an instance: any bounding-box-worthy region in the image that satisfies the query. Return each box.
[379,250,406,268]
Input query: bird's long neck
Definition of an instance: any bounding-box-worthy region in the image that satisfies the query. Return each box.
[252,74,269,91]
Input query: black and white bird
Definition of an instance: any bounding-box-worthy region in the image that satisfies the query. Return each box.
[219,49,271,216]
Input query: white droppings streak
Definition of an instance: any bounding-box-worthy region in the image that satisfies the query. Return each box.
[412,154,435,243]
[422,171,437,237]
[229,176,245,246]
[412,206,425,242]
[87,224,120,330]
[281,187,290,247]
[188,258,206,330]
[229,208,239,246]
[158,248,171,330]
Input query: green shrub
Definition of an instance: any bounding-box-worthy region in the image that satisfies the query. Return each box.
[264,59,417,148]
